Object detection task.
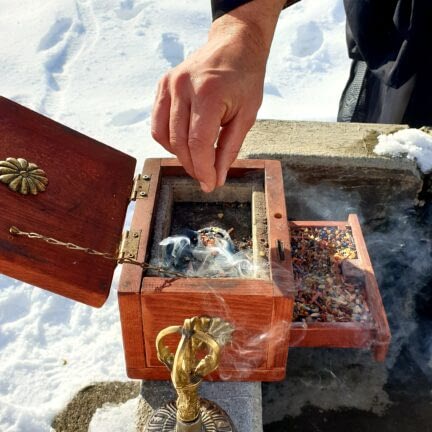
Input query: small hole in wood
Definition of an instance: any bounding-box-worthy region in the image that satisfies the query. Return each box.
[274,213,283,219]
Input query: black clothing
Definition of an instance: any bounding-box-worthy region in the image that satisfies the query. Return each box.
[340,0,432,125]
[344,0,431,90]
[211,1,296,20]
[211,0,432,126]
[212,0,253,20]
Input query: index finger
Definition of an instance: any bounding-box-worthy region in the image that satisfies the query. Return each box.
[188,101,224,192]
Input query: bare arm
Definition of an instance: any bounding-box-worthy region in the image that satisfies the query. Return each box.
[152,0,286,192]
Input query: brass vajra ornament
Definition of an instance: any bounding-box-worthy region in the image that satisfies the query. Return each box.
[145,316,236,432]
[0,158,48,195]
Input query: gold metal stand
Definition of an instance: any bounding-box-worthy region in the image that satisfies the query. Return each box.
[145,316,236,432]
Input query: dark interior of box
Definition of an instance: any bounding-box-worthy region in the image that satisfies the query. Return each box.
[147,174,270,279]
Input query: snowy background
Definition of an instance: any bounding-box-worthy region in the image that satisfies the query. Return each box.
[0,0,350,430]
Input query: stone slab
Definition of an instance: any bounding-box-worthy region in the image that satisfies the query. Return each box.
[136,381,262,432]
[240,120,412,168]
[240,120,424,228]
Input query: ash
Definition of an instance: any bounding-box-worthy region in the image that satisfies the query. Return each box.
[159,227,254,278]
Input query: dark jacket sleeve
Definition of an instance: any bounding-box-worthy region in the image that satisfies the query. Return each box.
[344,0,432,88]
[211,0,253,20]
[211,0,298,20]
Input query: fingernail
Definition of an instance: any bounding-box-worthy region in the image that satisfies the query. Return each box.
[219,170,228,186]
[200,182,212,193]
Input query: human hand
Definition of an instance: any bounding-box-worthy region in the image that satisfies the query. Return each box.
[152,0,285,192]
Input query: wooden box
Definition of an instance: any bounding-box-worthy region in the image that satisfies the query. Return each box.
[118,158,294,381]
[0,97,293,382]
[0,97,390,383]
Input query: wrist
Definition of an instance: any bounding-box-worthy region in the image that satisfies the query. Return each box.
[209,0,284,56]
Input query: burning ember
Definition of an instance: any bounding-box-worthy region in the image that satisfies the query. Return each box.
[159,226,254,278]
[291,226,372,323]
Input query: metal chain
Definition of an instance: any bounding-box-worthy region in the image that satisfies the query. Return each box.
[9,226,189,279]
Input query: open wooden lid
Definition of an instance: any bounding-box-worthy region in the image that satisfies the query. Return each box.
[0,97,136,307]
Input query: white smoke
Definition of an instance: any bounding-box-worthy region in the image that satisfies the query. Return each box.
[159,227,255,278]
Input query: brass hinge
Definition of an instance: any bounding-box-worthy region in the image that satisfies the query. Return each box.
[118,230,142,261]
[130,174,151,201]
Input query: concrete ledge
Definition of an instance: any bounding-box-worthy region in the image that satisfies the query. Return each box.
[240,120,423,226]
[241,120,415,170]
[136,381,262,432]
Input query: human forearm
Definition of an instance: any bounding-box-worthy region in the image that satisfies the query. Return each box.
[210,0,286,58]
[152,0,289,192]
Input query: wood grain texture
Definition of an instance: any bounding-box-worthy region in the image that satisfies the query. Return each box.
[268,297,293,368]
[290,221,347,229]
[118,292,146,370]
[265,160,295,297]
[118,158,294,381]
[288,216,391,361]
[117,159,162,370]
[160,158,265,170]
[141,278,274,295]
[141,293,274,371]
[290,322,375,348]
[160,158,266,178]
[118,159,161,294]
[348,214,391,360]
[126,366,286,382]
[0,97,136,307]
[263,161,294,369]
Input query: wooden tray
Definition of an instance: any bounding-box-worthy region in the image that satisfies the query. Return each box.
[288,215,391,361]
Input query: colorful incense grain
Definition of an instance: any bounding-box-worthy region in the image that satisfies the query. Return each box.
[291,226,371,323]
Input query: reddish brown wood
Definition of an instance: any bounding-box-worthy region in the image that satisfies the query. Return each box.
[160,158,266,178]
[264,160,295,297]
[141,277,274,295]
[348,214,391,360]
[268,297,294,368]
[118,292,146,370]
[290,221,347,230]
[141,293,273,371]
[118,158,295,381]
[290,322,375,348]
[0,97,135,307]
[126,366,286,382]
[160,158,265,170]
[288,216,391,361]
[117,159,162,370]
[117,160,391,381]
[263,161,294,369]
[118,159,162,294]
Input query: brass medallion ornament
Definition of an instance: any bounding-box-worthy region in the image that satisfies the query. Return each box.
[0,157,48,195]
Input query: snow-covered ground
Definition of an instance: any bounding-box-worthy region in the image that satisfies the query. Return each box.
[375,129,432,173]
[0,1,350,430]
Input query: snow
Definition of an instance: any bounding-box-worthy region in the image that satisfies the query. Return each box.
[374,129,432,173]
[0,0,349,430]
[88,398,139,432]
